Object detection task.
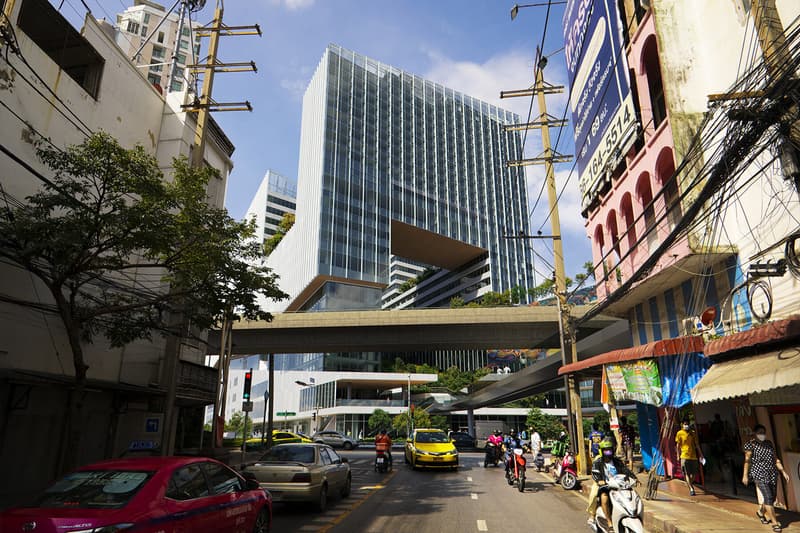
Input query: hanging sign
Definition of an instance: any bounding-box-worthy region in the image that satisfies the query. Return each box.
[605,359,663,406]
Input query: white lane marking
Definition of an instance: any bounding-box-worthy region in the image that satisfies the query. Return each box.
[467,476,473,482]
[477,519,488,531]
[471,493,478,500]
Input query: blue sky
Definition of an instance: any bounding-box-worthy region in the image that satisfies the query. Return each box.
[55,0,592,281]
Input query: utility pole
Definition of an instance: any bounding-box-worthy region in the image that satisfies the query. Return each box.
[750,0,800,196]
[501,50,587,473]
[267,353,275,448]
[162,1,261,455]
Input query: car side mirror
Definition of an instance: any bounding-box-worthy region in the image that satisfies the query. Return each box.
[242,471,260,491]
[341,457,349,463]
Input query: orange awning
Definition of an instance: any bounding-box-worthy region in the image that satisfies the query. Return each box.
[558,336,704,376]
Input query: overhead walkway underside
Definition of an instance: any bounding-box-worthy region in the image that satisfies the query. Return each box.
[209,305,620,355]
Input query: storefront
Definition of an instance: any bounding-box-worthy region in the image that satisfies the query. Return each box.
[559,336,711,476]
[691,315,800,510]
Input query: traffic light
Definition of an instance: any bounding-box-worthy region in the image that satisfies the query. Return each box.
[243,369,252,400]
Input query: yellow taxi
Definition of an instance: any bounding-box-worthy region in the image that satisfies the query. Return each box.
[404,428,459,470]
[272,430,313,445]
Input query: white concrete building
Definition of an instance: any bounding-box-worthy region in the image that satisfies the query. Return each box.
[113,0,200,93]
[0,0,233,504]
[243,169,297,247]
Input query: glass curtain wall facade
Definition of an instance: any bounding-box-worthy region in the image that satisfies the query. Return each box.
[313,44,533,296]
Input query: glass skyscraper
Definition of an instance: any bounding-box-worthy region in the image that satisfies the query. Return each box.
[267,44,534,313]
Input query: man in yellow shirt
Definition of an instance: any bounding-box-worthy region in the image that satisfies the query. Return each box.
[675,417,704,496]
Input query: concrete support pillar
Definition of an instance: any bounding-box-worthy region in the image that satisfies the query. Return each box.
[467,408,475,437]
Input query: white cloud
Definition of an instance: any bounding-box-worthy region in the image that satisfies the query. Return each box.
[280,78,307,100]
[270,0,315,10]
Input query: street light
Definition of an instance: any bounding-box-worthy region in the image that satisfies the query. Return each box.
[510,2,567,21]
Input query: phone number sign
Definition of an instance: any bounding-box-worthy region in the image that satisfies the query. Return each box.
[563,0,638,212]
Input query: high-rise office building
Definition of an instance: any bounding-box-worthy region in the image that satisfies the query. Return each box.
[113,0,200,93]
[244,170,297,248]
[267,44,534,313]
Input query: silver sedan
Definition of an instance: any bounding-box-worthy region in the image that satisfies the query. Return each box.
[243,443,351,512]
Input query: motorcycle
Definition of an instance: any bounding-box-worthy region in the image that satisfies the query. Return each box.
[590,474,644,533]
[553,449,578,490]
[505,447,526,492]
[374,449,391,473]
[484,442,501,468]
[533,451,547,472]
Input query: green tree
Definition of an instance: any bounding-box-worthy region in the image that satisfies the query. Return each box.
[449,296,465,308]
[0,133,287,469]
[225,411,253,440]
[430,414,449,432]
[526,407,565,440]
[392,409,431,437]
[262,212,295,256]
[368,409,393,433]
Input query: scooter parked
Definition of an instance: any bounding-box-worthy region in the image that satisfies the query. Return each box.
[589,474,644,533]
[505,448,527,492]
[553,449,578,490]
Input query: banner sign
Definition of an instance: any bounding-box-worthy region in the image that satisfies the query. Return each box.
[605,359,663,406]
[563,0,638,211]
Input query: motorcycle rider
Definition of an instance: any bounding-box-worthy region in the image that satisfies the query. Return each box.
[503,428,523,474]
[486,430,503,465]
[375,428,393,468]
[588,439,637,532]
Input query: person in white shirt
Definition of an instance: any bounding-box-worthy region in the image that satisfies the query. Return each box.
[530,427,542,456]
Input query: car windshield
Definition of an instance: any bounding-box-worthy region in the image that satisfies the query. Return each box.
[260,445,315,464]
[35,470,153,509]
[415,432,449,443]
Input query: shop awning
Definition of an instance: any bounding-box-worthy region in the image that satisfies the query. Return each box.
[558,336,704,375]
[691,347,800,404]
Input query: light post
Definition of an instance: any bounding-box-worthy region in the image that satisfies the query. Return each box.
[510,1,566,20]
[407,374,412,437]
[295,380,313,434]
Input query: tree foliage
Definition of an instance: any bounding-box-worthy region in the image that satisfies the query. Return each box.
[526,407,566,440]
[368,409,393,433]
[225,411,253,440]
[0,133,288,381]
[0,133,288,467]
[392,409,431,437]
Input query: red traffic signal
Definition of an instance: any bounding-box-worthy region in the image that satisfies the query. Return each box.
[243,370,253,400]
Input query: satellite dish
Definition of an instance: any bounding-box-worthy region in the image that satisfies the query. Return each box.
[700,307,717,326]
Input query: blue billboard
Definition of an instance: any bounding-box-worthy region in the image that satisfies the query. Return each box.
[563,0,638,212]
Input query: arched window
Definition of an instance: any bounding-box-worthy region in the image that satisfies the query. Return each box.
[636,173,658,248]
[656,147,681,228]
[593,223,605,272]
[606,209,621,260]
[619,192,637,252]
[641,35,667,129]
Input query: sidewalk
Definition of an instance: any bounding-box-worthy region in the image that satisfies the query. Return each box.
[576,474,800,533]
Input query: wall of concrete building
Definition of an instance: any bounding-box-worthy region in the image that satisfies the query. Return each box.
[0,2,233,503]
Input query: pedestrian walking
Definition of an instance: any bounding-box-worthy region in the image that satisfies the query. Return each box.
[675,417,704,496]
[619,416,637,470]
[743,424,790,531]
[530,426,541,456]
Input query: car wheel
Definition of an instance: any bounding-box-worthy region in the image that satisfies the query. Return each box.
[343,441,353,450]
[253,507,270,533]
[341,474,351,498]
[316,483,328,512]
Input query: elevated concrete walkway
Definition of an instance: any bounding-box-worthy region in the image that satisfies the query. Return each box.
[209,305,621,355]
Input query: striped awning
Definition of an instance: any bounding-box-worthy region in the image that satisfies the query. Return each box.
[691,347,800,404]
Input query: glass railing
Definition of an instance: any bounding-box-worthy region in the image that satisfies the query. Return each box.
[335,399,407,407]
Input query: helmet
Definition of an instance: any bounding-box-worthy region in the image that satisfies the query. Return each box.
[510,429,517,436]
[599,439,614,450]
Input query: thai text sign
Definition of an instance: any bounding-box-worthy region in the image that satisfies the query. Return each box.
[563,0,637,211]
[605,359,663,406]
